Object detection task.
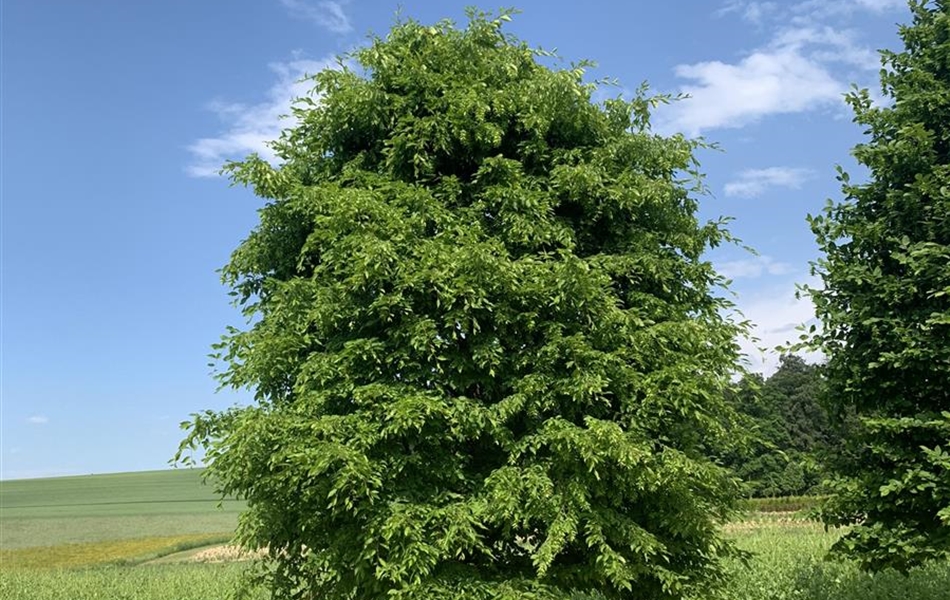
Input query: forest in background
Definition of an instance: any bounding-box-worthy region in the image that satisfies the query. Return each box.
[725,355,838,498]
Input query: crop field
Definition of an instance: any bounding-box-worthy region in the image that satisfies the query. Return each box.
[0,469,242,567]
[2,470,949,599]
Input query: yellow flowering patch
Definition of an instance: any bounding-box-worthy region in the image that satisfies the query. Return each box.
[0,534,228,570]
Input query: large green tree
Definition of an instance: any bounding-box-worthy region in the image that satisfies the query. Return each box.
[806,0,950,572]
[178,11,748,599]
[725,355,833,498]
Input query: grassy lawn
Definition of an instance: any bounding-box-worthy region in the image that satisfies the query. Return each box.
[2,471,949,599]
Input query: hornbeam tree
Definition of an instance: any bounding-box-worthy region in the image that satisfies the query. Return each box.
[805,0,950,573]
[178,10,748,599]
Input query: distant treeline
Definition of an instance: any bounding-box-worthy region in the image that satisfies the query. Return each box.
[723,355,839,498]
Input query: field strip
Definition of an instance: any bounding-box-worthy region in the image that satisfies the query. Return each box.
[143,543,267,565]
[0,533,231,570]
[7,499,234,510]
[724,518,826,534]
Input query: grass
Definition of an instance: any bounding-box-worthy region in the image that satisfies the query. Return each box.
[3,522,948,600]
[0,533,231,570]
[0,563,266,600]
[0,468,242,519]
[0,469,242,550]
[715,521,950,600]
[3,472,950,599]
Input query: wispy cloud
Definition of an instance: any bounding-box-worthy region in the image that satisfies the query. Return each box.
[186,57,333,178]
[717,0,778,24]
[27,415,49,425]
[854,0,905,11]
[657,0,902,135]
[791,0,905,22]
[717,255,795,279]
[280,0,352,34]
[724,166,814,198]
[771,26,879,69]
[735,276,823,374]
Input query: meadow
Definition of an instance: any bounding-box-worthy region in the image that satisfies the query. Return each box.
[0,469,242,567]
[2,470,949,599]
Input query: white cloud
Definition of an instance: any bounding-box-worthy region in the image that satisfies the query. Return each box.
[724,166,814,197]
[658,0,899,135]
[187,57,333,178]
[717,255,796,279]
[280,0,352,34]
[658,48,842,135]
[735,276,823,374]
[27,415,49,425]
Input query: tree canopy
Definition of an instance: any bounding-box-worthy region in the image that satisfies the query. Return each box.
[806,0,950,572]
[178,10,748,599]
[724,355,834,498]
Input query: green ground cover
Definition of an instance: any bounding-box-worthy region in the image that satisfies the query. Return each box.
[0,563,265,600]
[2,522,949,600]
[2,471,949,599]
[0,469,242,550]
[718,522,950,600]
[1,468,240,518]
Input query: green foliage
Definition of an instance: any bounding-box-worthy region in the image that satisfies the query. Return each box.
[725,356,834,498]
[803,0,950,572]
[179,9,748,599]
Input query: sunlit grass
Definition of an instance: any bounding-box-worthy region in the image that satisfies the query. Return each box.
[0,563,266,600]
[715,521,950,600]
[0,533,229,570]
[3,475,950,600]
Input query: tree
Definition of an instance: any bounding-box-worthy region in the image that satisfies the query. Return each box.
[805,0,950,572]
[723,355,833,497]
[178,10,748,599]
[765,355,831,458]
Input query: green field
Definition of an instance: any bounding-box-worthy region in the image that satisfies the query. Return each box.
[0,469,242,567]
[2,471,950,599]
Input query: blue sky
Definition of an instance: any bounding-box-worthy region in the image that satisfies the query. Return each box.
[2,0,908,479]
